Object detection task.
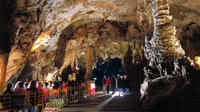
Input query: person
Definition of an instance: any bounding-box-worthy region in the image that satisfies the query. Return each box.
[123,75,130,93]
[3,83,14,112]
[118,76,124,95]
[51,81,62,109]
[106,76,110,94]
[14,81,26,94]
[14,81,27,112]
[3,83,13,95]
[13,81,22,92]
[48,81,53,90]
[43,82,50,102]
[26,80,38,112]
[111,75,117,93]
[121,76,125,94]
[62,81,68,96]
[24,82,29,90]
[37,82,44,112]
[102,75,106,93]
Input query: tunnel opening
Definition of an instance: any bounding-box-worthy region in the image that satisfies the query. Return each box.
[92,57,125,90]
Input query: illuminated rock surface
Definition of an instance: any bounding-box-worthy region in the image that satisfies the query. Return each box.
[0,0,200,110]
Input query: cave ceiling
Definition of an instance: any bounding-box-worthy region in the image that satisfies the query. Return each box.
[3,0,200,82]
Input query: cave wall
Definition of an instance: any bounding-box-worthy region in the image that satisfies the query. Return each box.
[0,0,16,93]
[0,0,199,95]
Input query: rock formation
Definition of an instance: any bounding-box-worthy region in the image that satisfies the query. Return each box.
[0,1,199,110]
[140,0,197,111]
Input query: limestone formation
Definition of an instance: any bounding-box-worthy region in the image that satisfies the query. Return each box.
[0,1,199,111]
[141,0,194,111]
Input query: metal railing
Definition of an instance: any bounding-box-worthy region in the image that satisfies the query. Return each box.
[0,85,88,112]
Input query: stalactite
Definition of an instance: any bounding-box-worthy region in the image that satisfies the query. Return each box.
[60,49,73,75]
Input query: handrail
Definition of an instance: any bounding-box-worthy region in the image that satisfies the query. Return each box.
[0,85,88,111]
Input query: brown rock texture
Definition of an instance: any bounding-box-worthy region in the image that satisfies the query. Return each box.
[0,0,199,108]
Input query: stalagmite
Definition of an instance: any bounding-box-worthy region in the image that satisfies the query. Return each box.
[141,0,191,111]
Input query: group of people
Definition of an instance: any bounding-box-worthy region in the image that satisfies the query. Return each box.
[3,80,82,112]
[102,75,130,94]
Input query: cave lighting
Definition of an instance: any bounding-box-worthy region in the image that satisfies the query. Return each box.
[31,31,51,52]
[112,91,124,97]
[194,56,200,68]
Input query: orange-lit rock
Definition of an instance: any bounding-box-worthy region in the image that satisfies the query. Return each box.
[0,1,199,108]
[6,46,26,81]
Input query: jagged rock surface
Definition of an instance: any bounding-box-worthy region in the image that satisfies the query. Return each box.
[141,0,195,111]
[0,0,199,100]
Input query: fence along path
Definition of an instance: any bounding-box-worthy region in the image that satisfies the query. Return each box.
[0,86,88,112]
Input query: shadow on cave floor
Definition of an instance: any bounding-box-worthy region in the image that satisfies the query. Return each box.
[150,70,200,112]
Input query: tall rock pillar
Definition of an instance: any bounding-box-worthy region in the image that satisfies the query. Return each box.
[85,46,94,80]
[141,0,190,111]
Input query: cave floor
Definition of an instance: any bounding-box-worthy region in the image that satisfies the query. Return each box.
[57,91,143,112]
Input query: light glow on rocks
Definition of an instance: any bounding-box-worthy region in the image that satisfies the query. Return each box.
[46,70,58,81]
[31,31,51,52]
[194,56,200,69]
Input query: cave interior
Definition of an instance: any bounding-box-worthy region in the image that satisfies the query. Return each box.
[0,0,200,111]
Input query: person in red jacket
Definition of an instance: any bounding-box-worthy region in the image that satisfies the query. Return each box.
[106,76,110,94]
[37,81,44,112]
[14,81,26,94]
[43,82,50,102]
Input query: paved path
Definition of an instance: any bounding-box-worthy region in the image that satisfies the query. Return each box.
[57,92,143,112]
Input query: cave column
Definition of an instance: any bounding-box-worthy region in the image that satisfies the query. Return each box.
[145,0,185,75]
[0,53,9,94]
[152,0,185,60]
[141,0,187,110]
[85,46,94,80]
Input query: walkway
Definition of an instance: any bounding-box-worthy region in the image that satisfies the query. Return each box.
[57,91,143,112]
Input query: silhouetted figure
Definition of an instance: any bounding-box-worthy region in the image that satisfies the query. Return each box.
[111,75,117,93]
[3,83,14,112]
[123,75,130,93]
[102,75,106,93]
[118,76,125,93]
[27,80,38,112]
[3,83,13,95]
